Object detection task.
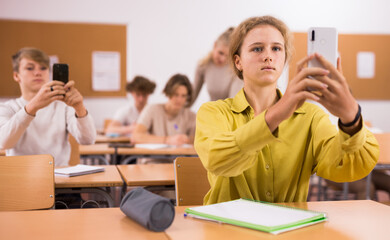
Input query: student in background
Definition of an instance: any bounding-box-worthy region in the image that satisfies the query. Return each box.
[132,74,196,160]
[106,76,156,136]
[0,47,96,166]
[191,27,243,106]
[195,16,379,205]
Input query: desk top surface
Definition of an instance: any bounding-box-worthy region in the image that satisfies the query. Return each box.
[168,200,390,240]
[79,144,116,155]
[116,164,174,186]
[0,200,389,240]
[117,145,197,156]
[95,134,130,144]
[78,143,197,157]
[55,165,123,188]
[0,207,164,240]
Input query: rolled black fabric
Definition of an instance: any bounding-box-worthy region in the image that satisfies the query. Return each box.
[120,187,175,232]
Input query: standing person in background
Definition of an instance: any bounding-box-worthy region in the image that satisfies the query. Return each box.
[0,47,96,166]
[191,27,243,106]
[106,76,156,136]
[132,74,196,163]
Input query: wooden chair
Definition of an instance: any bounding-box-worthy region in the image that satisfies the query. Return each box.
[174,157,210,206]
[103,119,113,134]
[68,134,80,166]
[375,133,390,165]
[70,134,109,165]
[0,154,55,211]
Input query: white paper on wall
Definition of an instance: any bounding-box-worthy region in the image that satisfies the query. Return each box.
[357,51,375,79]
[92,51,121,91]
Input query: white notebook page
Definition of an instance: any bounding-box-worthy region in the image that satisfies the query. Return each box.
[189,199,323,227]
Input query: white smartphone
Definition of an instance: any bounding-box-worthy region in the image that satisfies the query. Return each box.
[307,27,338,69]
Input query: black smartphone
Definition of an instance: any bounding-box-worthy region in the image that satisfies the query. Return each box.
[52,63,69,84]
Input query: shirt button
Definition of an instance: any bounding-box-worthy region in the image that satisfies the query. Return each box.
[265,164,270,170]
[266,192,271,197]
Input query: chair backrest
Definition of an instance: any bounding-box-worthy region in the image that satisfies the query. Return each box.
[174,157,210,206]
[103,119,113,133]
[0,154,55,211]
[374,133,390,164]
[68,134,80,166]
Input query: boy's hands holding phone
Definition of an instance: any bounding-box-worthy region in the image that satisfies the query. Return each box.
[25,63,87,117]
[25,81,66,116]
[63,80,87,117]
[52,63,87,117]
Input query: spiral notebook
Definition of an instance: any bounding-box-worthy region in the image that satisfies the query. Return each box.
[185,198,327,234]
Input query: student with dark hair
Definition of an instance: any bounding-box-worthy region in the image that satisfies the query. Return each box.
[106,76,156,136]
[133,74,196,149]
[0,47,96,166]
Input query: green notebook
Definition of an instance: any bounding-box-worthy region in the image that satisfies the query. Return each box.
[185,198,327,234]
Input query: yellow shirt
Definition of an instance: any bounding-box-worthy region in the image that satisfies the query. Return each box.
[195,89,379,204]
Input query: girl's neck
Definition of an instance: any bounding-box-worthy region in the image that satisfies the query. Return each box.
[243,82,278,116]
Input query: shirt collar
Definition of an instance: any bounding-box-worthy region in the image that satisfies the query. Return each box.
[230,88,306,114]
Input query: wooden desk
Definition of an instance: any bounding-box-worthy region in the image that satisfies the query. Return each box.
[79,144,115,155]
[116,164,174,186]
[116,145,197,164]
[79,144,115,164]
[55,165,123,207]
[95,134,130,144]
[55,165,123,188]
[117,145,197,156]
[1,200,388,240]
[167,200,390,240]
[0,208,165,240]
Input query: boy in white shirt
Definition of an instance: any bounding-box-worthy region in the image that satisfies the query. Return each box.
[106,76,156,136]
[0,47,96,166]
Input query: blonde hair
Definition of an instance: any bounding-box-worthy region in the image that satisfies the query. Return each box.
[229,16,294,79]
[12,47,50,72]
[199,27,235,66]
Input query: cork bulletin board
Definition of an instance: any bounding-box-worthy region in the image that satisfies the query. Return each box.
[0,19,127,97]
[289,32,390,100]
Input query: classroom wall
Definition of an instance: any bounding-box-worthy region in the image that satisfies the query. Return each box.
[1,0,389,131]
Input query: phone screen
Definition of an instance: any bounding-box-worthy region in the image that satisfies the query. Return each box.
[52,63,69,83]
